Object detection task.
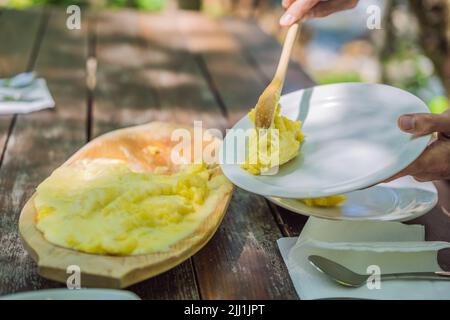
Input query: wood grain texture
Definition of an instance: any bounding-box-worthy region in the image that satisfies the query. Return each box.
[93,10,158,136]
[0,9,44,172]
[178,11,299,299]
[19,122,234,289]
[222,17,315,93]
[139,12,228,132]
[0,9,44,76]
[178,11,267,126]
[94,10,226,137]
[267,201,308,237]
[0,9,88,295]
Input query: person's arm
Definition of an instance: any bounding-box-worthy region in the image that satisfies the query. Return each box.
[387,110,450,182]
[280,0,359,26]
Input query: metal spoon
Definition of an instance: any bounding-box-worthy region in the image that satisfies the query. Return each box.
[308,255,450,288]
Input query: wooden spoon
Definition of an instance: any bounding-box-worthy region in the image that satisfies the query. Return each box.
[254,23,301,129]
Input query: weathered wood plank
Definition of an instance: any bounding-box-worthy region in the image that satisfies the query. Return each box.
[94,9,230,299]
[178,11,268,126]
[0,9,44,170]
[222,17,315,93]
[178,11,298,299]
[0,9,88,294]
[92,11,158,136]
[0,118,12,167]
[267,201,308,237]
[192,189,299,299]
[93,10,226,137]
[139,12,228,132]
[0,9,44,76]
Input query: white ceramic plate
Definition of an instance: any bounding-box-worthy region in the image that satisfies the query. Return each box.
[0,289,141,300]
[268,176,438,222]
[220,83,432,198]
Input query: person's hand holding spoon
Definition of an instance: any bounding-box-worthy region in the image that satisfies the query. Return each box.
[279,0,359,26]
[254,0,360,128]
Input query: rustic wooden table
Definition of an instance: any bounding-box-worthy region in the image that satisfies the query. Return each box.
[1,7,450,300]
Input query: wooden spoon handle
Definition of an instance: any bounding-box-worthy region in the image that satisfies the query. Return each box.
[274,23,300,84]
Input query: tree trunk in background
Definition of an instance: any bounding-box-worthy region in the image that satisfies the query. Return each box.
[409,0,450,96]
[178,0,201,10]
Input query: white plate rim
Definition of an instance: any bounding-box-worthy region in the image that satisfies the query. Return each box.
[0,288,141,300]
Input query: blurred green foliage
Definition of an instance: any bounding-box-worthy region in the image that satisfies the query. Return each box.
[135,0,164,10]
[429,96,449,114]
[2,0,166,10]
[383,44,449,114]
[384,45,427,95]
[317,71,362,85]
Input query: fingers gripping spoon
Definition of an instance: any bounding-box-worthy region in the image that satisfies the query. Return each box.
[254,23,300,129]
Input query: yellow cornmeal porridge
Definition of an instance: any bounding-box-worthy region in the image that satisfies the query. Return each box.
[241,105,346,207]
[299,195,347,207]
[34,159,230,255]
[241,105,304,175]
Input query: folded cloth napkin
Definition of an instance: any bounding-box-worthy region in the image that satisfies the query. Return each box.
[278,217,450,300]
[0,78,55,115]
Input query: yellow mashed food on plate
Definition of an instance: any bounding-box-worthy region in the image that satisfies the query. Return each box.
[241,104,304,175]
[34,159,228,256]
[241,105,345,207]
[298,195,347,207]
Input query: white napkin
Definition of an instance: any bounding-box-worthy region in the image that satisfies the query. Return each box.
[278,217,450,300]
[0,78,55,115]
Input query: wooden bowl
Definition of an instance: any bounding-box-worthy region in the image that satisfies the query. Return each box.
[19,122,234,288]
